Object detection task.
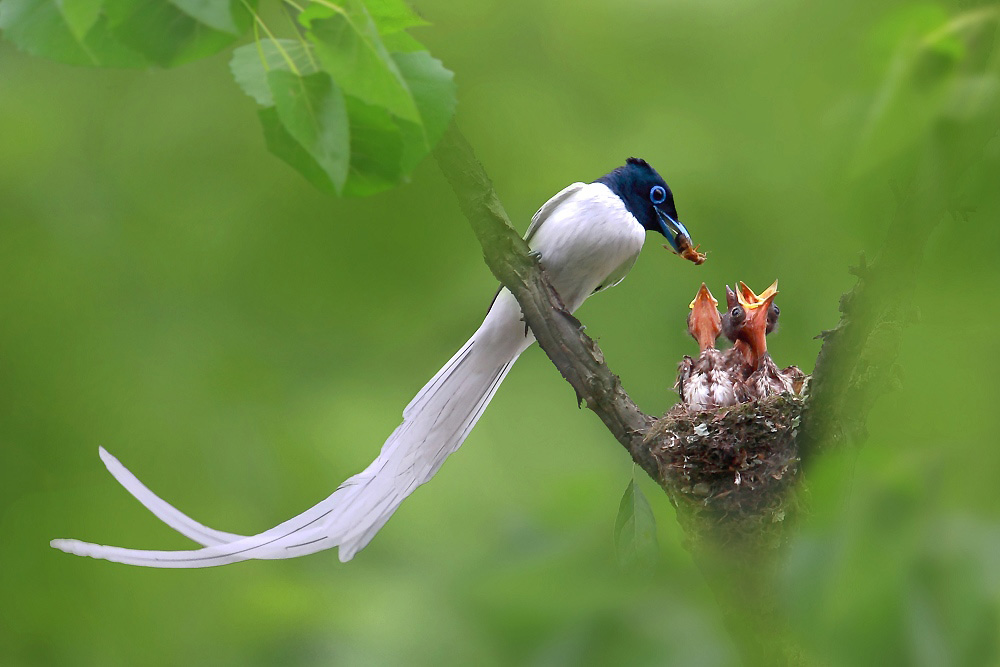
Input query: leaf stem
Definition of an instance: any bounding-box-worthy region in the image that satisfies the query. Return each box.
[250,7,268,72]
[308,0,348,18]
[282,3,319,70]
[240,0,301,75]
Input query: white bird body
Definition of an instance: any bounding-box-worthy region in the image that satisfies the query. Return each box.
[52,181,651,566]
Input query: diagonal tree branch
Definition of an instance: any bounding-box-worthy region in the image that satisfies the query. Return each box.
[431,121,980,667]
[433,124,659,480]
[430,18,995,665]
[434,123,809,665]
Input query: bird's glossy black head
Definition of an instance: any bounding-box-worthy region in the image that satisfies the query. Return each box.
[596,157,692,253]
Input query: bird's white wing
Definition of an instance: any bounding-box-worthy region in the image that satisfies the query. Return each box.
[484,182,588,313]
[524,182,587,244]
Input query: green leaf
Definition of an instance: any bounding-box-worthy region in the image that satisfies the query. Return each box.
[267,70,350,193]
[258,107,337,194]
[393,50,456,169]
[380,29,423,53]
[102,0,247,66]
[228,2,454,196]
[613,479,658,570]
[261,95,409,198]
[56,0,102,40]
[342,96,405,196]
[230,38,320,106]
[0,0,148,67]
[168,0,248,35]
[300,0,421,123]
[364,0,428,35]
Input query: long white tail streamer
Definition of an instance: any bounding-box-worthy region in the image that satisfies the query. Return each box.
[50,180,650,567]
[51,290,531,567]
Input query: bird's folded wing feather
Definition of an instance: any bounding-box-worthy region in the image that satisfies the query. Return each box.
[524,182,586,244]
[485,181,587,313]
[675,356,693,403]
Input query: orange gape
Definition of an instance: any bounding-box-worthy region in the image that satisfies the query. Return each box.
[677,279,803,413]
[687,283,721,353]
[727,280,778,370]
[734,284,778,370]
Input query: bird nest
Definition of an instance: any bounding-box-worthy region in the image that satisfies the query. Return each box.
[646,394,806,551]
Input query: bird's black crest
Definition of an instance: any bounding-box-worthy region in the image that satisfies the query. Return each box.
[595,158,678,234]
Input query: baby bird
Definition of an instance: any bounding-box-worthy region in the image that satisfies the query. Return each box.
[675,284,738,410]
[720,281,804,401]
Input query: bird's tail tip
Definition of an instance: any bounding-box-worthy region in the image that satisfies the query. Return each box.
[50,538,91,557]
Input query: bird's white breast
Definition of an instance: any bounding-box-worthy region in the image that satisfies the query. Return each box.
[526,182,647,311]
[681,350,738,411]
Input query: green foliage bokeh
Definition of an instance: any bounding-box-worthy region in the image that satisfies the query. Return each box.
[1,1,998,665]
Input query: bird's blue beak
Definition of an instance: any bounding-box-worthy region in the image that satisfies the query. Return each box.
[655,207,693,254]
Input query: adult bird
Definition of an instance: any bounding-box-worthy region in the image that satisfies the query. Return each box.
[52,158,703,567]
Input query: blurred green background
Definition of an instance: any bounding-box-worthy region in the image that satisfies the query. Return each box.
[1,0,998,665]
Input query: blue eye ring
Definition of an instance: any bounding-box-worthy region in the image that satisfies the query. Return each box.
[650,185,667,204]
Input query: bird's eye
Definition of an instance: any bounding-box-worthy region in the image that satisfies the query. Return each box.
[772,305,780,316]
[650,185,667,204]
[731,306,744,321]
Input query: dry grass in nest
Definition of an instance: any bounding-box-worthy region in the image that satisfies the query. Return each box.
[646,394,807,549]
